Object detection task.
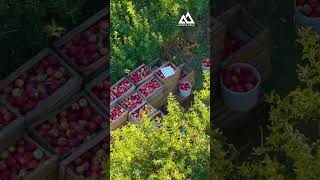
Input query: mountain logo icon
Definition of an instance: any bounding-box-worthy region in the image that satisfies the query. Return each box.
[178,12,195,26]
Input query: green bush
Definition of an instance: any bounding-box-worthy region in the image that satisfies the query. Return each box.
[110,0,208,83]
[109,73,210,179]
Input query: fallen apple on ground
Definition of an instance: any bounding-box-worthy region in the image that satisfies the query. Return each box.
[128,65,152,85]
[156,63,177,79]
[222,66,258,93]
[60,17,109,69]
[111,79,134,98]
[0,105,16,129]
[67,140,107,179]
[0,54,70,114]
[0,138,48,179]
[131,104,154,119]
[138,78,161,98]
[179,82,191,91]
[92,77,110,107]
[120,92,144,112]
[34,97,105,155]
[110,105,125,120]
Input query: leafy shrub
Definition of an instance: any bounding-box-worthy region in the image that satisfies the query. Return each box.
[110,0,208,83]
[109,73,210,179]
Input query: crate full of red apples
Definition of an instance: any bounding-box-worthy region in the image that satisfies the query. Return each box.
[28,93,107,159]
[137,77,164,109]
[86,72,110,111]
[155,62,181,89]
[111,77,135,101]
[127,64,154,86]
[0,133,58,180]
[129,102,157,124]
[0,100,24,146]
[110,103,128,131]
[54,8,109,79]
[119,91,146,112]
[59,131,108,180]
[217,4,271,82]
[0,48,82,124]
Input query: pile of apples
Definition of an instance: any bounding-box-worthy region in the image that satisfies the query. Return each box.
[202,58,211,68]
[0,138,48,179]
[128,65,152,85]
[111,78,133,98]
[110,105,125,121]
[34,97,105,155]
[67,140,107,179]
[179,82,191,91]
[0,105,16,129]
[156,63,177,79]
[120,92,144,112]
[131,104,154,119]
[296,0,320,17]
[60,17,109,69]
[0,55,70,114]
[138,78,161,98]
[221,31,250,60]
[92,77,110,107]
[222,65,258,93]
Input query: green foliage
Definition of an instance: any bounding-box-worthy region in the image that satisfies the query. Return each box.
[0,0,103,78]
[238,28,320,179]
[109,73,210,179]
[110,0,208,83]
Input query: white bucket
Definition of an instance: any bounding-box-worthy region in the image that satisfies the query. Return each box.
[220,63,261,112]
[294,1,320,32]
[179,81,192,97]
[202,65,210,72]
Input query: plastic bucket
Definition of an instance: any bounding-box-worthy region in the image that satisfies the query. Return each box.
[294,0,320,32]
[220,63,261,111]
[179,81,192,97]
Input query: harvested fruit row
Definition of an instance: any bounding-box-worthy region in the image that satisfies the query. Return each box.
[91,76,110,107]
[131,103,155,120]
[111,78,134,99]
[0,137,49,180]
[128,64,152,85]
[120,92,145,112]
[32,97,106,156]
[66,139,107,179]
[110,104,126,121]
[59,16,109,69]
[137,78,161,98]
[0,104,17,130]
[0,54,71,115]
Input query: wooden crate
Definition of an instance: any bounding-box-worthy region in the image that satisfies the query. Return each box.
[137,77,165,109]
[119,91,146,112]
[150,110,164,128]
[217,4,271,82]
[53,8,109,80]
[0,100,24,147]
[155,62,181,89]
[59,130,107,180]
[147,58,164,72]
[126,64,154,86]
[85,71,109,111]
[111,77,136,101]
[28,92,108,160]
[0,48,82,124]
[110,103,128,131]
[178,64,196,87]
[211,17,226,54]
[0,130,58,180]
[129,102,157,124]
